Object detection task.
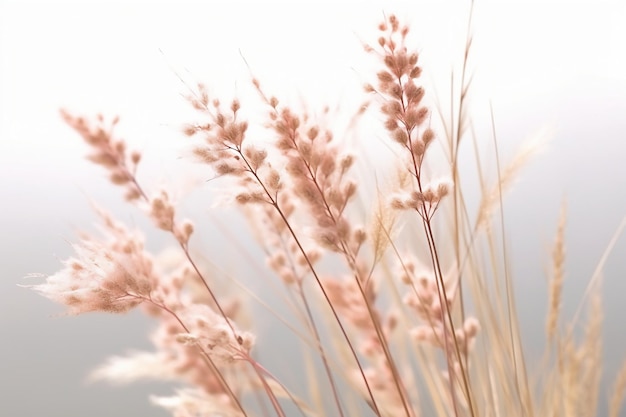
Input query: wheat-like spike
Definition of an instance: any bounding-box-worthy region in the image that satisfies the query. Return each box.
[609,359,626,417]
[546,202,566,342]
[476,129,548,230]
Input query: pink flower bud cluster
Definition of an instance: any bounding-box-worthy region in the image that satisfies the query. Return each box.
[61,111,144,201]
[402,259,480,373]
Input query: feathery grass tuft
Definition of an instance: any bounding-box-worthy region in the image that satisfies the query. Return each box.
[25,10,625,417]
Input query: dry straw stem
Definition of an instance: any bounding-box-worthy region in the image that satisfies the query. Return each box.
[450,109,546,417]
[571,215,626,326]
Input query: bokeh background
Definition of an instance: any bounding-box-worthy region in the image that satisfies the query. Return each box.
[2,1,626,416]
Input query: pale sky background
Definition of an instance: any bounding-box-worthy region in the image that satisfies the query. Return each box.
[1,1,626,416]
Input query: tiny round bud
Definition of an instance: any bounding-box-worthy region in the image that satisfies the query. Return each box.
[392,128,408,145]
[231,99,240,113]
[389,196,406,210]
[410,139,426,157]
[110,171,130,185]
[409,66,422,79]
[130,150,141,165]
[339,154,354,171]
[437,182,451,199]
[464,317,480,338]
[422,128,435,146]
[182,220,194,239]
[235,193,252,204]
[353,227,367,245]
[307,126,319,141]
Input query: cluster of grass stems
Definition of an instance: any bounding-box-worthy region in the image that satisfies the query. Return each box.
[28,11,626,417]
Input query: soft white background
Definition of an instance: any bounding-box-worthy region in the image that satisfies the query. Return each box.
[2,1,626,416]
